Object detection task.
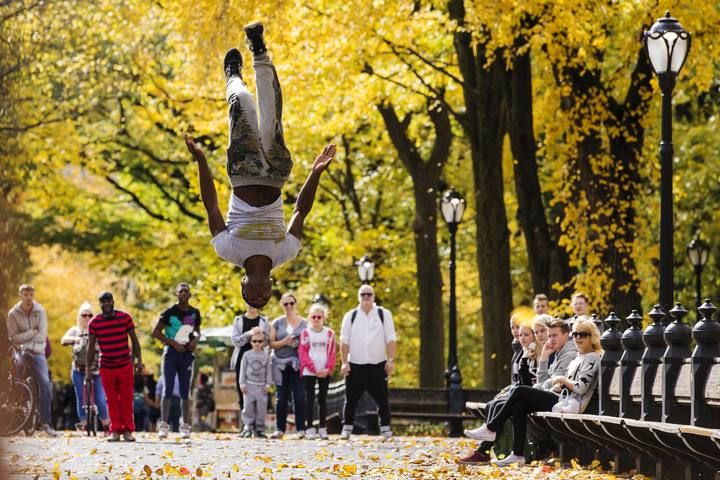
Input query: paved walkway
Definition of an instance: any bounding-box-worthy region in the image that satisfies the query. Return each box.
[2,432,632,479]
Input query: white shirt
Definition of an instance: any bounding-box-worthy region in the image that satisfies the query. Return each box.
[303,327,330,376]
[340,304,396,365]
[210,193,301,268]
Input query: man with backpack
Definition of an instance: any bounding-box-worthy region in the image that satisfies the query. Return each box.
[339,285,397,440]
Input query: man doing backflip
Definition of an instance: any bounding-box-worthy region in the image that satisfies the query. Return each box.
[184,22,335,309]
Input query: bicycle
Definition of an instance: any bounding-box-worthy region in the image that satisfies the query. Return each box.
[83,377,98,436]
[0,345,37,436]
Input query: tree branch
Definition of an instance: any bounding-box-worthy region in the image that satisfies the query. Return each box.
[104,175,170,222]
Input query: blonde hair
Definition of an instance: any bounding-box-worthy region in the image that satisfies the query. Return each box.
[308,303,328,318]
[573,319,603,354]
[77,301,94,327]
[532,314,553,330]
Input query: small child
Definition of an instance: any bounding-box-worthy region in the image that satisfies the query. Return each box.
[298,304,336,439]
[239,332,272,438]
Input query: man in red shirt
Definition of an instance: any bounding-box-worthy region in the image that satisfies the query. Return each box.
[86,292,143,441]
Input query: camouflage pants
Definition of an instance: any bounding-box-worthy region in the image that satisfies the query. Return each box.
[226,52,292,189]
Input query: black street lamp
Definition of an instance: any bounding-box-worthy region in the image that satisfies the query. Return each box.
[356,255,375,284]
[686,237,709,309]
[643,12,691,310]
[440,188,465,437]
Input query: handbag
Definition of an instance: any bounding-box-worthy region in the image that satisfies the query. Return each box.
[552,389,581,414]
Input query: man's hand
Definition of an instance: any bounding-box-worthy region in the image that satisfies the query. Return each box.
[311,144,336,175]
[169,340,186,353]
[341,363,351,377]
[134,362,144,375]
[186,338,198,352]
[316,369,328,378]
[385,359,395,376]
[184,134,206,161]
[540,341,556,361]
[241,385,248,394]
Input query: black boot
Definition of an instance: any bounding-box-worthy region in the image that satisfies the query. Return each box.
[223,48,243,80]
[243,22,266,55]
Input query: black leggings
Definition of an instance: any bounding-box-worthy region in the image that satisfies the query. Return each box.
[486,385,559,455]
[303,376,330,428]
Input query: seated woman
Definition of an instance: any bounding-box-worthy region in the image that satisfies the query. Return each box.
[467,319,603,466]
[459,319,538,464]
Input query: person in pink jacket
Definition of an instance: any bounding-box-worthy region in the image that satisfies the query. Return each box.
[298,303,336,439]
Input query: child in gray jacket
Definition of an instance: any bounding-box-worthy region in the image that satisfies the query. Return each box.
[239,332,272,437]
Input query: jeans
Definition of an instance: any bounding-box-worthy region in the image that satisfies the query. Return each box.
[486,385,559,455]
[71,369,108,422]
[275,367,305,432]
[17,352,53,425]
[226,52,292,189]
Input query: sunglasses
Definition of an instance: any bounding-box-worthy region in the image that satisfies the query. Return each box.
[81,313,93,318]
[310,315,323,320]
[251,340,264,344]
[282,301,296,307]
[572,331,590,339]
[360,293,374,297]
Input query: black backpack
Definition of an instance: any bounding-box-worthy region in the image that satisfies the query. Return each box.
[350,307,384,324]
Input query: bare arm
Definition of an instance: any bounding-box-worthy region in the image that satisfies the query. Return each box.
[85,334,96,379]
[184,134,225,237]
[341,343,350,376]
[151,319,185,352]
[385,341,396,375]
[287,144,335,240]
[128,327,143,373]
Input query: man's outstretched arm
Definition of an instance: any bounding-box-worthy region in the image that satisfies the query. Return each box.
[287,144,336,240]
[184,134,225,237]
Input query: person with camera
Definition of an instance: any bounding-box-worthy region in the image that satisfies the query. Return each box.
[268,293,307,439]
[61,301,109,432]
[464,319,580,466]
[151,283,202,440]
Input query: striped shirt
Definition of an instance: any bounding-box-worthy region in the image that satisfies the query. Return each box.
[88,311,134,369]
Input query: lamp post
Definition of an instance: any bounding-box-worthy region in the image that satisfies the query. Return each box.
[440,188,465,437]
[356,256,375,284]
[686,237,709,309]
[643,12,691,310]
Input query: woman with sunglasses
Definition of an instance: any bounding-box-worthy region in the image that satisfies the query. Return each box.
[548,319,603,412]
[298,304,336,439]
[269,293,307,439]
[61,302,109,431]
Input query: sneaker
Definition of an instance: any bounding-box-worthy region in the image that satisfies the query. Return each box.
[318,427,328,440]
[380,426,393,440]
[107,431,121,442]
[179,423,191,439]
[122,431,136,442]
[492,453,526,467]
[339,427,352,440]
[41,423,58,437]
[243,22,267,55]
[269,430,284,439]
[75,421,87,431]
[223,48,243,80]
[464,424,496,442]
[295,430,306,439]
[157,421,170,439]
[241,428,253,438]
[457,450,491,465]
[254,430,266,439]
[305,427,317,440]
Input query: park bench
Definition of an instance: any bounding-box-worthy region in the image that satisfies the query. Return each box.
[466,300,720,479]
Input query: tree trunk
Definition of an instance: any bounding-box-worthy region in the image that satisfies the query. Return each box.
[449,0,514,388]
[377,101,451,387]
[504,45,573,298]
